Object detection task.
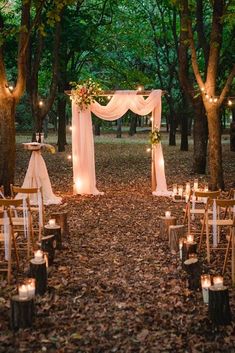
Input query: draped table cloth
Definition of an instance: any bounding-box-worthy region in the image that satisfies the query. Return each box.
[19,146,62,205]
[72,90,171,196]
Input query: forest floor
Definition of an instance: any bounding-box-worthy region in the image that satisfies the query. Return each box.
[1,132,235,353]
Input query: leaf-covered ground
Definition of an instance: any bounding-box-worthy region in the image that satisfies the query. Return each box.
[1,133,235,353]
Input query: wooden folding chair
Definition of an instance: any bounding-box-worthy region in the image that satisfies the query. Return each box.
[0,198,35,259]
[203,198,235,265]
[184,190,221,235]
[11,185,45,241]
[0,206,20,283]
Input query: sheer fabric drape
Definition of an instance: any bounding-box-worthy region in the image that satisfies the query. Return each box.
[72,90,170,196]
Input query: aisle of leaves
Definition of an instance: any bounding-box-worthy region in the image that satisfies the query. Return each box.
[1,140,235,353]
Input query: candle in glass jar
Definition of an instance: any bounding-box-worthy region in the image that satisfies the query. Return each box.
[185,182,191,194]
[18,284,28,300]
[193,179,198,191]
[25,278,36,297]
[34,249,43,262]
[187,234,194,243]
[201,274,211,304]
[178,185,183,197]
[179,238,184,260]
[173,184,177,196]
[213,275,223,288]
[165,211,171,218]
[48,219,56,227]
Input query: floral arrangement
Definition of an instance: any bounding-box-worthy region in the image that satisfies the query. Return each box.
[150,127,161,145]
[70,78,102,110]
[43,144,56,154]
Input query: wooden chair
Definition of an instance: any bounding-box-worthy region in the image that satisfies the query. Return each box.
[0,185,4,198]
[11,185,45,241]
[184,190,221,234]
[0,198,35,259]
[203,198,235,266]
[0,203,20,283]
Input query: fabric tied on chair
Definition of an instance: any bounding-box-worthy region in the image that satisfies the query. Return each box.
[212,199,217,247]
[23,197,29,239]
[3,211,10,260]
[0,190,5,199]
[37,189,43,227]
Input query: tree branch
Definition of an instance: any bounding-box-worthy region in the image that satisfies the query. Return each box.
[218,64,235,105]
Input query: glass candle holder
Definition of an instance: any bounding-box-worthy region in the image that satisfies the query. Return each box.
[173,184,177,196]
[25,278,36,298]
[18,284,28,300]
[187,234,194,243]
[193,178,199,191]
[178,185,183,197]
[34,249,43,262]
[201,274,211,304]
[48,219,56,227]
[165,211,171,218]
[213,275,223,288]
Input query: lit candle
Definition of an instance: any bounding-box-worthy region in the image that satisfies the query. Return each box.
[193,179,198,191]
[179,238,184,260]
[201,274,211,304]
[213,275,223,288]
[187,234,194,243]
[34,249,43,262]
[25,278,36,297]
[18,284,28,300]
[185,182,191,194]
[189,253,197,259]
[165,211,171,218]
[173,184,177,196]
[204,183,208,192]
[48,219,56,227]
[178,185,183,197]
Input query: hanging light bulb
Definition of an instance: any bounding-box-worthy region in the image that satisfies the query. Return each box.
[146,147,151,153]
[69,126,72,131]
[107,95,111,100]
[213,97,218,103]
[205,94,209,99]
[67,154,72,160]
[209,97,213,103]
[137,85,144,92]
[201,87,205,92]
[39,100,44,107]
[228,99,232,106]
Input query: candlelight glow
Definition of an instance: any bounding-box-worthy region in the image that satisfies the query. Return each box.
[67,154,72,160]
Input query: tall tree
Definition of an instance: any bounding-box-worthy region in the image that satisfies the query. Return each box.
[183,0,235,189]
[0,0,72,194]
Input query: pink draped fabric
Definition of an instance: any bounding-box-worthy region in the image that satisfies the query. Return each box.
[72,90,170,196]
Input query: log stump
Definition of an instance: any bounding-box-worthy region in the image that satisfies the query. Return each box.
[10,295,35,330]
[51,211,69,237]
[39,234,56,266]
[182,241,197,267]
[184,258,201,290]
[44,224,62,250]
[29,259,47,295]
[209,286,232,325]
[159,216,177,240]
[169,225,186,251]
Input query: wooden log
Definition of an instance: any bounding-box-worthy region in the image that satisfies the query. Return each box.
[44,224,62,250]
[209,286,232,325]
[39,234,55,266]
[182,241,197,267]
[169,225,186,251]
[29,259,47,295]
[184,258,201,290]
[159,216,177,240]
[10,295,35,330]
[51,211,69,237]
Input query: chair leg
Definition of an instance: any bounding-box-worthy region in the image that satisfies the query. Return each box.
[183,204,188,225]
[7,232,12,284]
[222,231,232,275]
[206,220,210,263]
[232,228,235,286]
[198,217,205,252]
[12,232,20,271]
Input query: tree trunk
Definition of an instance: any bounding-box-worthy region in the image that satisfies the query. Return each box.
[230,107,235,152]
[116,118,122,138]
[180,97,189,151]
[94,119,101,136]
[192,98,208,174]
[129,114,137,136]
[207,107,224,190]
[57,96,67,152]
[0,95,16,195]
[169,116,176,146]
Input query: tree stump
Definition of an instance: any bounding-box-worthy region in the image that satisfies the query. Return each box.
[10,295,35,330]
[51,211,69,237]
[169,225,186,251]
[209,286,232,325]
[184,258,201,290]
[44,224,62,250]
[29,259,47,295]
[159,216,177,240]
[39,234,56,266]
[182,241,197,267]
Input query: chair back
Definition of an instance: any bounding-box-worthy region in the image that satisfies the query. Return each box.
[194,190,221,199]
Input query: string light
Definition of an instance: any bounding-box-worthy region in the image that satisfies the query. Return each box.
[67,154,72,160]
[107,95,111,100]
[39,100,44,107]
[137,85,144,92]
[146,147,151,153]
[69,126,72,131]
[199,86,234,107]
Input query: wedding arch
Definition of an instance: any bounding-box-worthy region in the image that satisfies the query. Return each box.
[69,89,171,196]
